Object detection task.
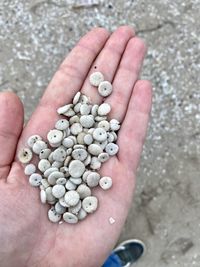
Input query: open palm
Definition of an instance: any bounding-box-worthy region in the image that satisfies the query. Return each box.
[0,26,152,267]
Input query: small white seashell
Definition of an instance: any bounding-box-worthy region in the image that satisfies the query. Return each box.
[86,172,100,187]
[68,160,85,178]
[92,128,107,142]
[110,119,120,131]
[47,129,63,144]
[98,152,109,163]
[76,184,91,199]
[98,103,111,116]
[55,119,69,130]
[48,207,61,223]
[55,202,66,214]
[27,135,42,147]
[24,163,36,175]
[105,143,119,156]
[18,148,33,164]
[64,190,80,207]
[88,144,103,156]
[89,72,104,86]
[57,104,73,114]
[99,176,112,190]
[77,208,87,220]
[98,81,113,97]
[39,148,51,159]
[40,189,47,204]
[52,184,66,198]
[98,120,110,131]
[73,92,81,105]
[82,196,98,213]
[80,115,94,128]
[29,173,42,187]
[63,212,78,224]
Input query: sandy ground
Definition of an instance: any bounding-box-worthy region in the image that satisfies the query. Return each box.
[0,0,200,266]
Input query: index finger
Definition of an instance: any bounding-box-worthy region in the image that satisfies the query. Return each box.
[20,28,110,143]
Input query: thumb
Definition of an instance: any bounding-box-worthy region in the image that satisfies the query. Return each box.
[0,92,24,179]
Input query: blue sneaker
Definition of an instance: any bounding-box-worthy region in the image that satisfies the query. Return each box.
[113,239,145,267]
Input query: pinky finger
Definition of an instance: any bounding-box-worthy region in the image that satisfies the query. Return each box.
[118,80,152,171]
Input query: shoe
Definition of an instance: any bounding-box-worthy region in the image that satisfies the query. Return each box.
[113,239,145,267]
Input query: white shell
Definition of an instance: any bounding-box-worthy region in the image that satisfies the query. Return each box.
[18,148,33,164]
[99,176,112,190]
[38,159,51,173]
[27,135,42,147]
[98,120,110,131]
[98,152,109,163]
[40,189,47,204]
[98,81,113,97]
[55,119,69,130]
[80,115,94,128]
[70,123,83,135]
[72,148,87,161]
[105,143,119,156]
[65,180,77,190]
[92,128,107,142]
[77,208,87,220]
[48,171,65,185]
[55,202,66,214]
[62,137,74,148]
[90,157,101,170]
[88,144,103,156]
[80,104,91,115]
[110,119,120,131]
[86,172,100,187]
[63,212,78,224]
[44,167,58,178]
[98,103,111,116]
[46,187,56,203]
[82,196,98,213]
[39,148,51,159]
[89,72,104,86]
[57,104,73,114]
[48,207,61,223]
[68,160,85,178]
[29,173,42,187]
[64,190,80,206]
[52,184,66,198]
[32,140,47,154]
[68,200,82,215]
[73,92,81,105]
[83,134,93,145]
[53,147,67,162]
[47,129,63,144]
[77,184,91,199]
[24,164,36,175]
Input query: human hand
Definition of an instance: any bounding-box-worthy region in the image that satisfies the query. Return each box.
[0,26,152,267]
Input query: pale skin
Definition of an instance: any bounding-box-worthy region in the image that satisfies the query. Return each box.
[0,26,152,267]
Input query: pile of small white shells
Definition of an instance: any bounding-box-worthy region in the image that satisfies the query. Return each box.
[18,72,120,224]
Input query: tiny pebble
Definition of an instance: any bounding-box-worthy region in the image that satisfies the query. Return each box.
[109,217,115,224]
